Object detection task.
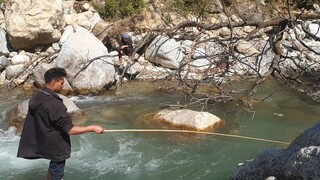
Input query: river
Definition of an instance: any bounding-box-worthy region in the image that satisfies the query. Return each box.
[0,79,319,179]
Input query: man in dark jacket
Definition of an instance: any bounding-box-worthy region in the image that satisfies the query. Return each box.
[17,67,105,180]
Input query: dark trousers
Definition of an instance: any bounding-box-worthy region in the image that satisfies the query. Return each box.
[49,160,66,180]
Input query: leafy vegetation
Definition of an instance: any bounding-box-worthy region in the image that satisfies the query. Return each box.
[94,0,145,20]
[170,0,209,17]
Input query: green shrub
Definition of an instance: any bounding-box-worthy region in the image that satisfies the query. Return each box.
[95,0,145,20]
[172,0,205,16]
[167,0,216,17]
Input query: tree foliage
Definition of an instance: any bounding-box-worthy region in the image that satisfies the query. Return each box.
[94,0,144,20]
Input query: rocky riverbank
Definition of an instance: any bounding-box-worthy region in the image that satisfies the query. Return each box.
[1,1,320,178]
[0,0,320,98]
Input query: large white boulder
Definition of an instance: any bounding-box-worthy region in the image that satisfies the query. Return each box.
[56,26,116,94]
[154,109,221,130]
[145,35,185,69]
[5,0,65,49]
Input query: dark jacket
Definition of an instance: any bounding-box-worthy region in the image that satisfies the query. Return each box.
[17,87,74,162]
[119,37,134,57]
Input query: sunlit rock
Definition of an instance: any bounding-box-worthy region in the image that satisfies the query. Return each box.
[306,21,320,38]
[0,27,9,55]
[0,71,5,85]
[62,0,77,14]
[56,26,116,94]
[64,11,101,31]
[0,9,4,27]
[219,27,231,38]
[237,3,263,22]
[9,51,18,58]
[82,3,90,11]
[59,25,74,45]
[236,40,260,57]
[5,0,65,50]
[153,109,222,130]
[145,35,185,70]
[10,51,30,65]
[33,63,73,95]
[233,123,320,179]
[52,43,61,52]
[0,56,8,71]
[91,20,111,41]
[134,11,163,30]
[8,93,87,133]
[5,64,24,80]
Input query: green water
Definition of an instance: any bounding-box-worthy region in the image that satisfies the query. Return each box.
[0,80,319,179]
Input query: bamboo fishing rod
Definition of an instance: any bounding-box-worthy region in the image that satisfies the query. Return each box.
[103,129,290,145]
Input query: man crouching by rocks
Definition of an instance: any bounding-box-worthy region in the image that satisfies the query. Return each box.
[17,67,105,180]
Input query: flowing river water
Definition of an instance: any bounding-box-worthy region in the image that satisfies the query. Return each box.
[0,79,320,179]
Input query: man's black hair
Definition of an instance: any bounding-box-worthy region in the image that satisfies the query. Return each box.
[44,68,67,84]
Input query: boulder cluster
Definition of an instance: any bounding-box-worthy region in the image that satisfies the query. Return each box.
[1,0,320,96]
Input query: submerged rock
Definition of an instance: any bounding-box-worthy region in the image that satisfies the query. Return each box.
[153,109,222,130]
[8,93,87,133]
[233,123,320,180]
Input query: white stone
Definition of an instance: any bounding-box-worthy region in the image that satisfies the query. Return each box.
[265,176,276,180]
[236,40,260,57]
[219,27,231,38]
[64,11,102,31]
[52,43,60,51]
[57,94,80,113]
[62,0,77,14]
[56,26,115,94]
[155,109,221,130]
[0,27,9,55]
[0,71,5,85]
[307,22,320,38]
[82,3,90,11]
[314,3,320,12]
[5,64,25,80]
[11,53,30,65]
[145,35,185,69]
[5,0,65,49]
[230,15,240,22]
[0,56,8,66]
[59,25,74,45]
[9,52,18,58]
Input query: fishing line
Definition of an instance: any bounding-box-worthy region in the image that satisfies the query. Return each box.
[103,129,290,145]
